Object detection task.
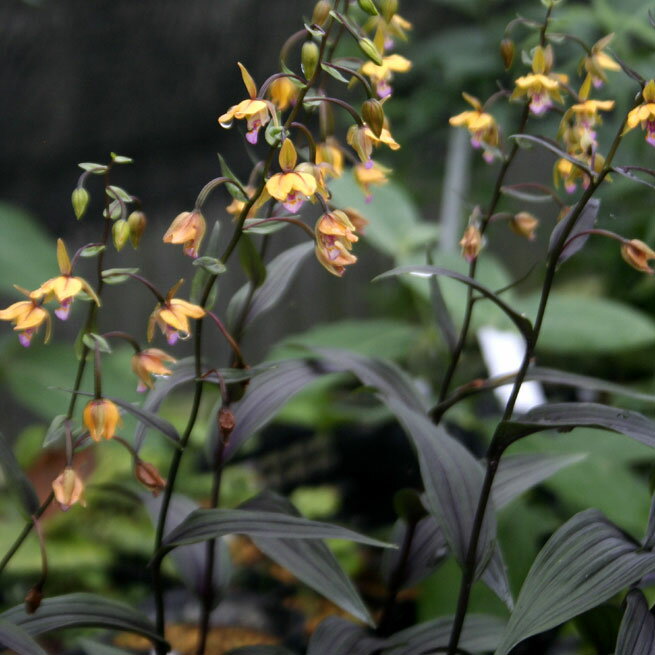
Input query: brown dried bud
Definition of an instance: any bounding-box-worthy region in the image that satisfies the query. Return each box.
[301,40,320,81]
[127,210,147,248]
[218,407,236,441]
[459,224,483,263]
[312,0,331,26]
[362,98,385,138]
[135,460,167,496]
[500,38,515,70]
[24,586,43,614]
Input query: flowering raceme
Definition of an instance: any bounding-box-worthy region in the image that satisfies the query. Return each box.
[449,93,500,163]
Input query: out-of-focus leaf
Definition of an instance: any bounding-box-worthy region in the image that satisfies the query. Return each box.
[511,134,593,175]
[190,220,221,307]
[494,509,655,655]
[549,198,600,264]
[306,616,384,655]
[615,590,655,655]
[240,492,373,625]
[0,619,47,655]
[644,494,655,549]
[383,613,506,655]
[574,605,623,655]
[161,508,392,551]
[516,293,655,353]
[142,493,231,606]
[500,402,655,449]
[243,218,292,235]
[227,242,313,331]
[78,638,133,655]
[612,166,655,192]
[492,453,586,509]
[238,234,267,287]
[500,185,554,204]
[375,265,533,341]
[0,431,39,516]
[218,153,248,201]
[0,594,165,647]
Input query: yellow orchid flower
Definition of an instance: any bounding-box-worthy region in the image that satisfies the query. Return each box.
[361,53,412,98]
[218,63,272,145]
[83,397,122,441]
[623,80,655,146]
[583,34,620,88]
[316,138,344,178]
[52,467,86,511]
[30,239,100,320]
[314,210,359,277]
[163,209,206,258]
[147,280,205,346]
[365,12,412,52]
[131,348,176,392]
[449,92,500,163]
[265,139,317,212]
[0,286,52,347]
[354,160,390,202]
[268,76,299,111]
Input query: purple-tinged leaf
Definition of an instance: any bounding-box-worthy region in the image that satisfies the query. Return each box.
[0,593,165,647]
[494,509,655,655]
[0,620,47,655]
[0,431,39,516]
[644,495,655,549]
[307,616,384,655]
[375,266,534,341]
[482,546,513,610]
[616,590,655,655]
[549,198,600,265]
[240,492,373,626]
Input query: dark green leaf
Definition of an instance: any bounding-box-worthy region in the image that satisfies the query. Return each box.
[482,546,513,610]
[494,509,655,655]
[374,266,533,341]
[101,268,139,285]
[82,333,112,353]
[193,256,226,275]
[241,492,373,625]
[0,431,39,516]
[190,220,221,307]
[227,242,313,331]
[0,619,47,655]
[383,613,506,655]
[0,594,166,647]
[307,616,383,655]
[616,590,655,655]
[161,508,393,551]
[238,233,267,287]
[78,638,133,655]
[510,134,593,175]
[243,218,292,235]
[218,153,248,201]
[500,402,655,449]
[549,198,600,264]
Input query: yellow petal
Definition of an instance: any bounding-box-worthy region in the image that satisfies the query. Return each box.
[238,62,258,99]
[170,298,206,318]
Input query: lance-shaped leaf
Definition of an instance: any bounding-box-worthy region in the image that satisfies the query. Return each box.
[240,492,373,625]
[375,266,534,341]
[500,185,554,204]
[0,594,165,647]
[549,198,600,265]
[0,620,47,655]
[644,494,655,549]
[190,220,221,307]
[615,590,655,655]
[384,397,496,579]
[224,359,328,462]
[612,166,655,192]
[383,613,506,655]
[306,616,384,655]
[510,134,593,175]
[160,508,393,552]
[482,546,513,610]
[227,241,314,331]
[499,402,655,449]
[142,492,231,606]
[494,509,655,655]
[0,431,39,516]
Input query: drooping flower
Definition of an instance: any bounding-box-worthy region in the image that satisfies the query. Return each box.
[268,75,299,111]
[315,210,359,277]
[83,398,122,441]
[361,53,412,98]
[135,460,167,496]
[623,80,655,147]
[131,348,176,392]
[510,212,539,241]
[52,467,86,511]
[582,34,620,88]
[163,209,206,258]
[147,280,206,346]
[30,239,100,320]
[460,224,483,262]
[0,287,52,347]
[449,93,501,162]
[354,161,390,202]
[218,63,273,145]
[511,45,566,116]
[265,139,317,212]
[621,239,655,274]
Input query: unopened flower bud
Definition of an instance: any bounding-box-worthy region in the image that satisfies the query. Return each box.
[218,407,236,442]
[358,0,379,15]
[621,239,655,274]
[500,38,515,70]
[112,219,130,251]
[510,212,538,241]
[301,40,320,81]
[380,0,398,22]
[127,210,147,248]
[83,398,121,441]
[312,0,331,26]
[459,224,483,263]
[24,586,43,614]
[135,460,167,496]
[72,187,89,220]
[358,38,383,66]
[52,467,86,511]
[362,98,385,138]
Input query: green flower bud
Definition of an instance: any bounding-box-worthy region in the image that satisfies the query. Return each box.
[358,0,379,16]
[358,38,383,66]
[71,187,89,220]
[301,40,320,81]
[127,210,147,248]
[362,98,385,137]
[112,219,130,251]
